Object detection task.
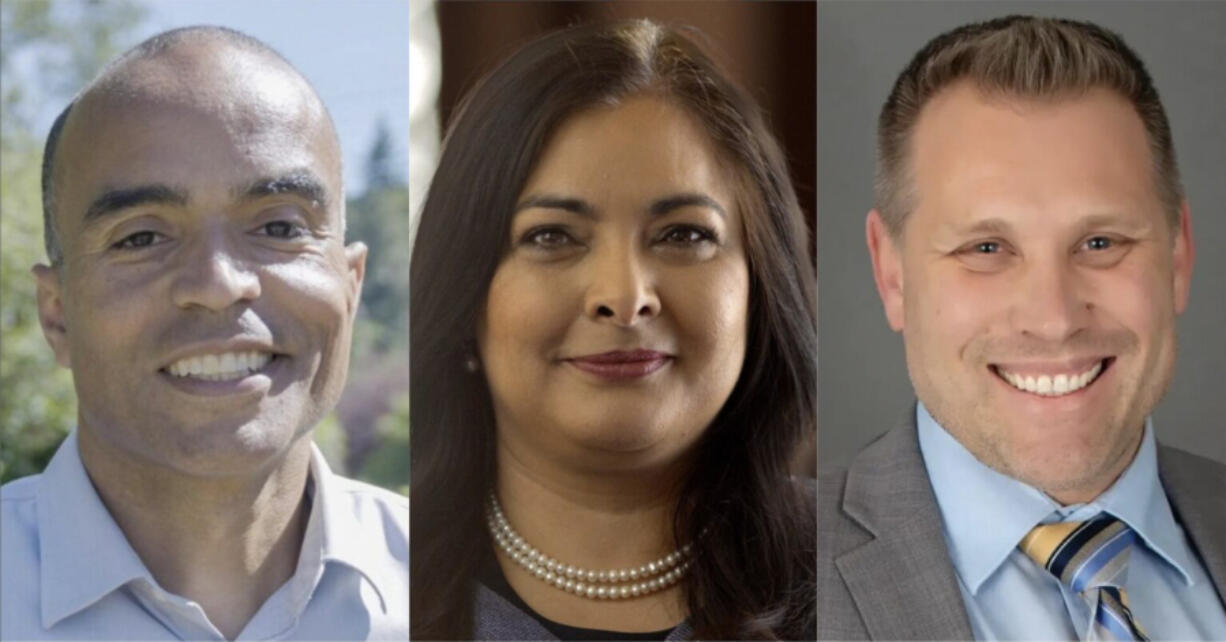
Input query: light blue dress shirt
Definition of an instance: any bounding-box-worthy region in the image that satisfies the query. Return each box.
[916,403,1226,640]
[1,430,408,640]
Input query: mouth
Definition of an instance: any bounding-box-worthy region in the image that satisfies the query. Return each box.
[565,349,673,380]
[990,357,1113,398]
[163,350,279,382]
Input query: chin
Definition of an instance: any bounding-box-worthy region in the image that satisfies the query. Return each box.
[992,432,1128,498]
[154,416,306,476]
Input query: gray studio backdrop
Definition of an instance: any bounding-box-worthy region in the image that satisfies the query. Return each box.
[817,1,1226,468]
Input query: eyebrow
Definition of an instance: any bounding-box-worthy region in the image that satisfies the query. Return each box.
[948,217,1016,237]
[650,193,727,219]
[84,184,188,223]
[949,212,1151,238]
[81,171,331,225]
[237,171,330,209]
[513,192,726,219]
[513,195,595,218]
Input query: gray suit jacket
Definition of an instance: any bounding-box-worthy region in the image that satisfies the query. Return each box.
[817,409,1226,640]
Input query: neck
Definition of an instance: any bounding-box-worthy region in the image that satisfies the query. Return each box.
[78,426,313,640]
[491,439,690,631]
[497,439,689,569]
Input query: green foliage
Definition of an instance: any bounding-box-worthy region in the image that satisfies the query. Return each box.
[343,121,409,491]
[1,0,147,484]
[0,131,77,482]
[357,392,409,495]
[347,122,410,356]
[312,412,348,475]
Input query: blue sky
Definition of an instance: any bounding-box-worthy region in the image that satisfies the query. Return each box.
[128,0,408,194]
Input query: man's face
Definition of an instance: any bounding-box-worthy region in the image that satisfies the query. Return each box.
[867,82,1193,502]
[35,47,365,476]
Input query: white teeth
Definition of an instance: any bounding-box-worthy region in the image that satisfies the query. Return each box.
[1052,374,1069,394]
[998,361,1104,397]
[166,351,273,381]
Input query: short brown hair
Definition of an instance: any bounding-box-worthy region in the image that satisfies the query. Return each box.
[875,15,1182,236]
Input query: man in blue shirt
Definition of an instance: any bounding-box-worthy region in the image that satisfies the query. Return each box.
[818,15,1226,640]
[0,27,407,640]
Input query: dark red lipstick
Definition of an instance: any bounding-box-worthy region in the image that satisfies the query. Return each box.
[566,349,671,380]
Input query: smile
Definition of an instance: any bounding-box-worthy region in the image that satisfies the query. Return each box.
[164,351,276,382]
[992,359,1111,397]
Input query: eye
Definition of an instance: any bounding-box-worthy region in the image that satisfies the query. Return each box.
[258,221,304,239]
[973,241,1001,254]
[520,226,576,249]
[1076,234,1131,267]
[111,230,165,250]
[1084,236,1112,251]
[657,225,717,246]
[953,238,1014,272]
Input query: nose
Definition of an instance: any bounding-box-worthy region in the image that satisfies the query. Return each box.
[583,241,660,326]
[1011,255,1091,342]
[170,232,261,311]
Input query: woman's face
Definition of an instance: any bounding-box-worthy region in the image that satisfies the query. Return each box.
[478,95,750,472]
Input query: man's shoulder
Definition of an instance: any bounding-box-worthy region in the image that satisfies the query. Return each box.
[1157,442,1226,485]
[1,473,42,539]
[1,472,42,502]
[1,474,45,639]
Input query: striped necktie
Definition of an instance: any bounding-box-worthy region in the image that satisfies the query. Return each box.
[1019,513,1149,641]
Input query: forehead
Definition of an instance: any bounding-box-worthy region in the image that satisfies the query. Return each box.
[54,48,340,224]
[522,95,735,202]
[908,82,1159,228]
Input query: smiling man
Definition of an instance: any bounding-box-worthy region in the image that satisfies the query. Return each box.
[0,27,407,640]
[817,16,1226,640]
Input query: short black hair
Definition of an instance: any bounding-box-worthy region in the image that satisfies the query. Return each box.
[40,25,306,266]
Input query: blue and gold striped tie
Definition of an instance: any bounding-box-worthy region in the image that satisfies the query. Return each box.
[1019,513,1149,641]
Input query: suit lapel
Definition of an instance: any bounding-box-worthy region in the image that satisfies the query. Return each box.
[1158,446,1226,605]
[836,417,975,640]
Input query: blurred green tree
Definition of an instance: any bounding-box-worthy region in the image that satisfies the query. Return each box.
[339,120,410,492]
[1,0,149,484]
[357,392,409,495]
[347,120,410,356]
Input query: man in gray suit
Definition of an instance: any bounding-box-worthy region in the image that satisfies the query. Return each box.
[818,15,1226,640]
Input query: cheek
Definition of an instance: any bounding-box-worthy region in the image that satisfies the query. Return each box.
[479,264,576,370]
[260,259,356,391]
[1087,260,1175,344]
[64,266,163,361]
[668,260,749,362]
[905,266,1001,362]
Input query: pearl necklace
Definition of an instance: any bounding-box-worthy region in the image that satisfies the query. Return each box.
[485,493,694,600]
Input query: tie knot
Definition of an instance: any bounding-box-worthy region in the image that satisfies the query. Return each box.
[1019,513,1138,593]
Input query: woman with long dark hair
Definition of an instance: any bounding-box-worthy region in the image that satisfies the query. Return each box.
[411,20,815,640]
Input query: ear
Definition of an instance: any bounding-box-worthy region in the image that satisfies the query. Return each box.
[866,209,906,332]
[1172,199,1194,315]
[32,264,72,368]
[343,241,368,319]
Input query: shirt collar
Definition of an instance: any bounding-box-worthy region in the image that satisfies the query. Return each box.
[37,431,396,630]
[916,403,1196,594]
[1060,420,1197,586]
[307,444,395,614]
[916,403,1054,595]
[37,430,154,629]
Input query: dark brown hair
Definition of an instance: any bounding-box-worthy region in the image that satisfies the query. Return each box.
[876,15,1182,236]
[410,19,815,639]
